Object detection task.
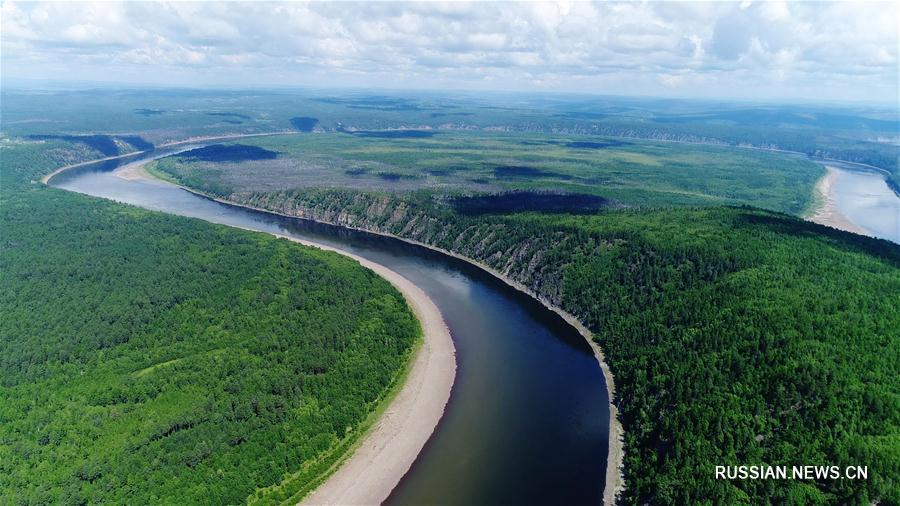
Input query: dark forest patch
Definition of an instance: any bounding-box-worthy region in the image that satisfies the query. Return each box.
[290,117,319,132]
[345,168,368,176]
[518,140,564,146]
[493,165,573,180]
[566,140,628,149]
[175,144,278,162]
[376,171,417,181]
[451,191,612,215]
[350,130,435,139]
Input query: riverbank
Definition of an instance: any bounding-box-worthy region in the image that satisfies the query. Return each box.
[394,239,626,506]
[807,166,868,235]
[129,159,625,504]
[50,158,457,505]
[287,236,455,506]
[41,131,298,185]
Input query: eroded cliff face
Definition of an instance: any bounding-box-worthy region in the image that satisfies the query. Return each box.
[230,189,590,317]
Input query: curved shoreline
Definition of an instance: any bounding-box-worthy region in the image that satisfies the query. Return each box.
[40,131,298,185]
[133,166,626,504]
[47,155,457,506]
[50,142,624,504]
[285,236,455,506]
[807,165,869,236]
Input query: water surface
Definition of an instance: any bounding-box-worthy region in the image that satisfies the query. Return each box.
[827,162,900,243]
[50,149,610,505]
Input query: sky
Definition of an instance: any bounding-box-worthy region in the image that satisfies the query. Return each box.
[2,1,898,104]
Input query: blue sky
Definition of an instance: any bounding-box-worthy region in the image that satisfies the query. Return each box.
[2,1,898,104]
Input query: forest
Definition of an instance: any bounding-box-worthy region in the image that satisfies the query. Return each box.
[171,176,900,504]
[3,87,898,504]
[1,141,420,504]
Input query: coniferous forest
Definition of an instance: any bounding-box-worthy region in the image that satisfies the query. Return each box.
[2,86,898,504]
[175,156,900,505]
[1,143,420,504]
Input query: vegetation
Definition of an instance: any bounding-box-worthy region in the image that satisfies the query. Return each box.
[152,131,826,215]
[159,141,900,504]
[3,88,898,504]
[4,88,895,187]
[177,144,279,162]
[1,139,420,503]
[290,117,319,132]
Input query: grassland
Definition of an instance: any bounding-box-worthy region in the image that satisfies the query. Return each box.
[152,130,825,215]
[3,87,896,188]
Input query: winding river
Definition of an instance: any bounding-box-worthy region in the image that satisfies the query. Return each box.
[49,147,611,505]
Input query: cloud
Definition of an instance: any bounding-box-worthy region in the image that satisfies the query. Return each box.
[1,1,897,103]
[711,11,752,60]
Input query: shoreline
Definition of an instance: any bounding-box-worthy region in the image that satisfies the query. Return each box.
[807,166,868,236]
[49,158,457,506]
[53,145,625,504]
[130,162,626,504]
[40,131,298,185]
[284,236,455,506]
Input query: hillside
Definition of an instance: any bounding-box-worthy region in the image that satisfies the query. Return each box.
[159,165,900,504]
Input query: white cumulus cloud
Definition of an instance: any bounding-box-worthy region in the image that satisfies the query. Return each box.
[1,1,897,103]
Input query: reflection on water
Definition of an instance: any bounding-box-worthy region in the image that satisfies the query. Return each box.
[828,163,900,244]
[50,151,609,505]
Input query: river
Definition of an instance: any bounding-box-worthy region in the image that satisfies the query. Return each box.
[49,148,610,505]
[824,162,900,244]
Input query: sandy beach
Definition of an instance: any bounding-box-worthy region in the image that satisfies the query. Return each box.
[112,161,457,505]
[290,237,456,506]
[117,158,622,504]
[808,166,868,235]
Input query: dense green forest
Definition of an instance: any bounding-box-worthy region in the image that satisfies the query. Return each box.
[0,142,420,503]
[165,176,900,504]
[3,88,898,504]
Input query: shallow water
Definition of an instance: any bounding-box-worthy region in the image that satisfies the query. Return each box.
[50,149,610,505]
